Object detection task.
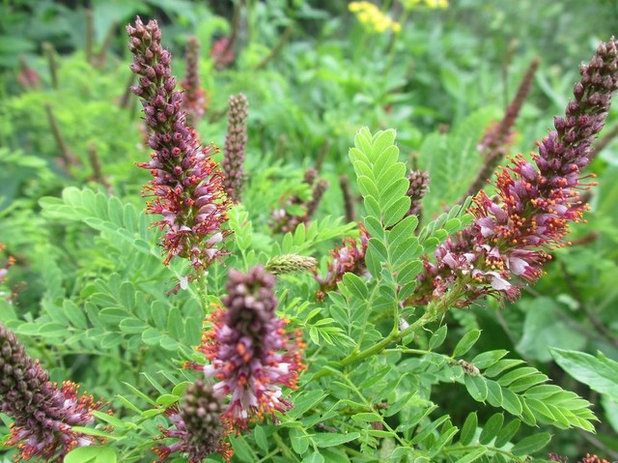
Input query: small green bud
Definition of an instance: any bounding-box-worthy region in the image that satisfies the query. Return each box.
[265,254,318,275]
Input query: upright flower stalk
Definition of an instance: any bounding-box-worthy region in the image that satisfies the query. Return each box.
[127,18,230,272]
[412,38,618,307]
[191,265,306,430]
[155,380,232,463]
[463,57,540,201]
[0,323,101,461]
[222,93,249,203]
[181,36,206,128]
[406,169,430,220]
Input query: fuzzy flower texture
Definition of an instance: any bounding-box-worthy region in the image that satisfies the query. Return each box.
[155,380,232,463]
[192,265,306,430]
[0,323,101,461]
[413,38,618,306]
[222,93,249,203]
[127,18,229,272]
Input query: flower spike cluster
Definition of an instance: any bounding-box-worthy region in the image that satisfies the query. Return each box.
[0,323,101,461]
[127,17,230,272]
[412,38,618,307]
[155,380,232,463]
[181,36,206,127]
[193,265,306,430]
[222,93,249,202]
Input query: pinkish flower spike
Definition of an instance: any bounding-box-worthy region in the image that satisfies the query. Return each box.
[406,170,430,219]
[155,380,232,463]
[127,17,231,273]
[0,323,102,461]
[222,93,249,202]
[192,265,306,430]
[411,38,618,307]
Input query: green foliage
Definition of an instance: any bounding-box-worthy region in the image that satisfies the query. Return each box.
[1,1,617,462]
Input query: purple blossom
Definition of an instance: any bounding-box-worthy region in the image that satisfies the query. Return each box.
[0,323,101,461]
[155,380,232,463]
[222,93,249,202]
[412,38,618,307]
[191,265,306,430]
[127,17,230,272]
[406,170,429,219]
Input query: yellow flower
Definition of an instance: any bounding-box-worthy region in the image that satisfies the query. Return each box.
[425,0,448,8]
[401,0,448,10]
[349,1,401,34]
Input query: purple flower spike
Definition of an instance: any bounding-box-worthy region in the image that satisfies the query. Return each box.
[406,170,430,219]
[192,265,306,430]
[0,323,101,462]
[222,93,249,202]
[127,17,230,272]
[155,380,232,463]
[412,38,618,307]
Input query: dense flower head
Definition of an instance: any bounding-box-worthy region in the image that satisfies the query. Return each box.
[127,17,230,272]
[548,454,568,462]
[0,323,101,461]
[181,36,206,127]
[155,380,232,463]
[406,170,430,219]
[193,266,306,430]
[316,222,370,296]
[412,38,618,306]
[222,93,249,202]
[348,2,401,34]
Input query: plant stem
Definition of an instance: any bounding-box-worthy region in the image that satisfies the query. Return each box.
[313,283,461,380]
[44,103,78,170]
[85,9,94,65]
[254,24,294,70]
[42,42,58,89]
[272,432,300,462]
